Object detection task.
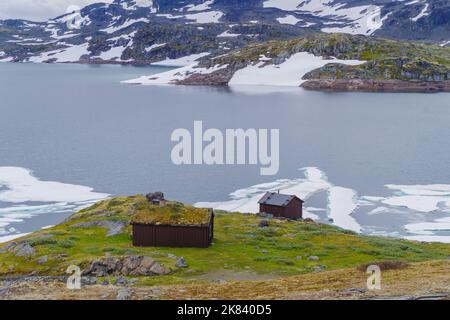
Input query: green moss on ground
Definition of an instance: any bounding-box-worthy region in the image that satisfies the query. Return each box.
[0,196,448,286]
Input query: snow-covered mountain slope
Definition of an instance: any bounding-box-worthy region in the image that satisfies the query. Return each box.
[0,0,448,63]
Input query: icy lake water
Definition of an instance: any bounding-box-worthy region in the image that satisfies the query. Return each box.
[0,62,450,242]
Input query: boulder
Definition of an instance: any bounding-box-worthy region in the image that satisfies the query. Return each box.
[114,277,128,286]
[146,192,165,202]
[37,256,48,264]
[83,256,122,277]
[83,255,170,277]
[11,243,35,257]
[308,256,320,261]
[175,257,188,268]
[312,265,326,272]
[259,220,270,228]
[0,242,18,254]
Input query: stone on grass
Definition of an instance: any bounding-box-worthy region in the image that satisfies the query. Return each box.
[176,257,188,268]
[37,256,48,264]
[84,255,170,277]
[11,243,35,257]
[259,220,270,228]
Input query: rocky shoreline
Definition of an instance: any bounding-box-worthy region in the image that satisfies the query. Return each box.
[301,79,450,93]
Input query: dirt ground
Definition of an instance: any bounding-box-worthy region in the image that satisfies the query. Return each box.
[1,260,448,300]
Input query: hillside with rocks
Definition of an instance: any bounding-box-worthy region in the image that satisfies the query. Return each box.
[0,195,449,300]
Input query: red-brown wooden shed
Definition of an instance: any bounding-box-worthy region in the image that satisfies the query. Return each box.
[258,192,304,219]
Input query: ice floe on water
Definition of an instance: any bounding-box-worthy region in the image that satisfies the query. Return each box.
[0,167,109,203]
[0,167,109,242]
[381,184,450,212]
[328,186,361,233]
[405,217,450,235]
[196,167,450,242]
[403,217,450,243]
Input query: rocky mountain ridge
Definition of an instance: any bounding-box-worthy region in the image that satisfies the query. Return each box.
[0,0,449,64]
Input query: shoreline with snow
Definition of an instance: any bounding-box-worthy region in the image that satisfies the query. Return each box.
[121,50,450,93]
[122,51,367,88]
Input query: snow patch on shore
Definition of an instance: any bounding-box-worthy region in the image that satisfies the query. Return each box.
[122,52,232,85]
[123,62,227,85]
[123,51,364,87]
[228,52,364,87]
[27,43,90,63]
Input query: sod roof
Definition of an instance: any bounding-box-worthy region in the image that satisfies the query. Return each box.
[131,201,212,226]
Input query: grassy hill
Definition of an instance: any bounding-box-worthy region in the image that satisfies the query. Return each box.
[0,195,448,289]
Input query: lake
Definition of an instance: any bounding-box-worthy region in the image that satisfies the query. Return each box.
[1,62,450,242]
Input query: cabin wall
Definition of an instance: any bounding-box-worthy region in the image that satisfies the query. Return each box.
[285,199,303,219]
[260,204,285,217]
[260,200,302,219]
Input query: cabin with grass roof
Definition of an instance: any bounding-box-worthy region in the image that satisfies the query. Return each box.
[131,196,214,248]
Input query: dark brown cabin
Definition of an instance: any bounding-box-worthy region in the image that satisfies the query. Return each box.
[258,192,303,219]
[131,199,214,248]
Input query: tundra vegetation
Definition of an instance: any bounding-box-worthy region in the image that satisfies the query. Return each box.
[0,195,448,290]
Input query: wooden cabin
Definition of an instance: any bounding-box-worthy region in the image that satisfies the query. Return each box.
[258,192,304,219]
[131,198,214,248]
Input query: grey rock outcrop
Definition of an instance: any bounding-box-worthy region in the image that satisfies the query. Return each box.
[72,220,127,237]
[83,256,170,277]
[10,243,35,257]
